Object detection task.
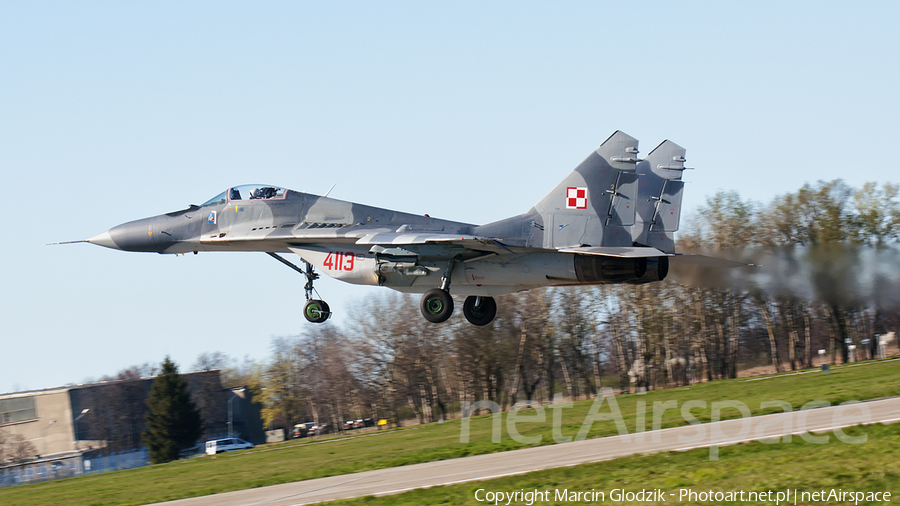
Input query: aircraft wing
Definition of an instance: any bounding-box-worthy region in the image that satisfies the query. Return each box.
[354,232,487,245]
[353,232,524,254]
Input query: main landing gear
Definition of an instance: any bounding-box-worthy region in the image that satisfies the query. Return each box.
[419,257,497,326]
[463,296,497,326]
[267,252,330,324]
[420,291,497,326]
[421,288,453,323]
[420,257,457,323]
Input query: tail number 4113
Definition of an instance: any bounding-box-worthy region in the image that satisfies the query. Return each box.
[323,252,358,271]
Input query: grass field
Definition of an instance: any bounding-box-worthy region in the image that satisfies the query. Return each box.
[326,422,900,505]
[2,359,899,506]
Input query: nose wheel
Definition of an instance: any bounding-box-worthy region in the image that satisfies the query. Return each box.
[266,252,331,324]
[304,299,330,323]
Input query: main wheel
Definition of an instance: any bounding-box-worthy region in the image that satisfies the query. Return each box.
[463,296,497,326]
[420,289,454,323]
[304,299,330,323]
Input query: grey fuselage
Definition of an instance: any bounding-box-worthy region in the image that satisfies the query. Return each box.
[90,189,583,296]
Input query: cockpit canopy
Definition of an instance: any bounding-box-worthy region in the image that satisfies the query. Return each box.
[201,185,288,207]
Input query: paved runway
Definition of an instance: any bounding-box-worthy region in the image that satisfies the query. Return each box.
[148,396,900,506]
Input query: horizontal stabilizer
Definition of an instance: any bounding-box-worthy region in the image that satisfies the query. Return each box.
[558,246,671,258]
[670,254,752,268]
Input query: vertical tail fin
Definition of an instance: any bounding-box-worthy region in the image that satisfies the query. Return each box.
[532,131,642,249]
[633,140,687,254]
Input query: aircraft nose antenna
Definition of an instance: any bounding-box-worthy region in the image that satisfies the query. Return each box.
[87,230,119,250]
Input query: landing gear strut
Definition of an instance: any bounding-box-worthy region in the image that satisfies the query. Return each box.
[267,252,331,323]
[420,257,457,323]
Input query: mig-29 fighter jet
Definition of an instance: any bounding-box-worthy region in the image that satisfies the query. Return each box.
[64,131,694,326]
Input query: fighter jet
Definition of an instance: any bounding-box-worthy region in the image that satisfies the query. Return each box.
[61,131,695,326]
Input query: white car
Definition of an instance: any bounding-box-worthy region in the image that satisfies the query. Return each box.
[205,437,254,455]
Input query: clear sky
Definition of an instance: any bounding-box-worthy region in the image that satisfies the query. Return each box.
[2,2,898,392]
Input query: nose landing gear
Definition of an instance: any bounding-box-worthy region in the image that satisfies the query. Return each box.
[266,252,331,324]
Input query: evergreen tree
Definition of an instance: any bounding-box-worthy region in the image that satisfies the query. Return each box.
[143,356,202,464]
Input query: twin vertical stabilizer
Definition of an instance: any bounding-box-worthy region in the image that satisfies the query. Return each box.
[531,131,687,253]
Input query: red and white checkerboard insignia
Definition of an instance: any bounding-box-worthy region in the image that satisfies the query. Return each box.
[566,187,588,209]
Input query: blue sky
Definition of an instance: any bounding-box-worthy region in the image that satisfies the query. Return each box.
[2,2,898,391]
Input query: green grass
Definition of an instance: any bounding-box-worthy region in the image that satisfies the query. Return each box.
[2,359,900,506]
[325,423,900,505]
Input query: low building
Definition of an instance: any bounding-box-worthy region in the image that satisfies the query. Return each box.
[0,370,263,487]
[0,386,83,458]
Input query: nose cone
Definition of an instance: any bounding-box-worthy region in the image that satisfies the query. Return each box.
[87,230,119,250]
[88,217,160,252]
